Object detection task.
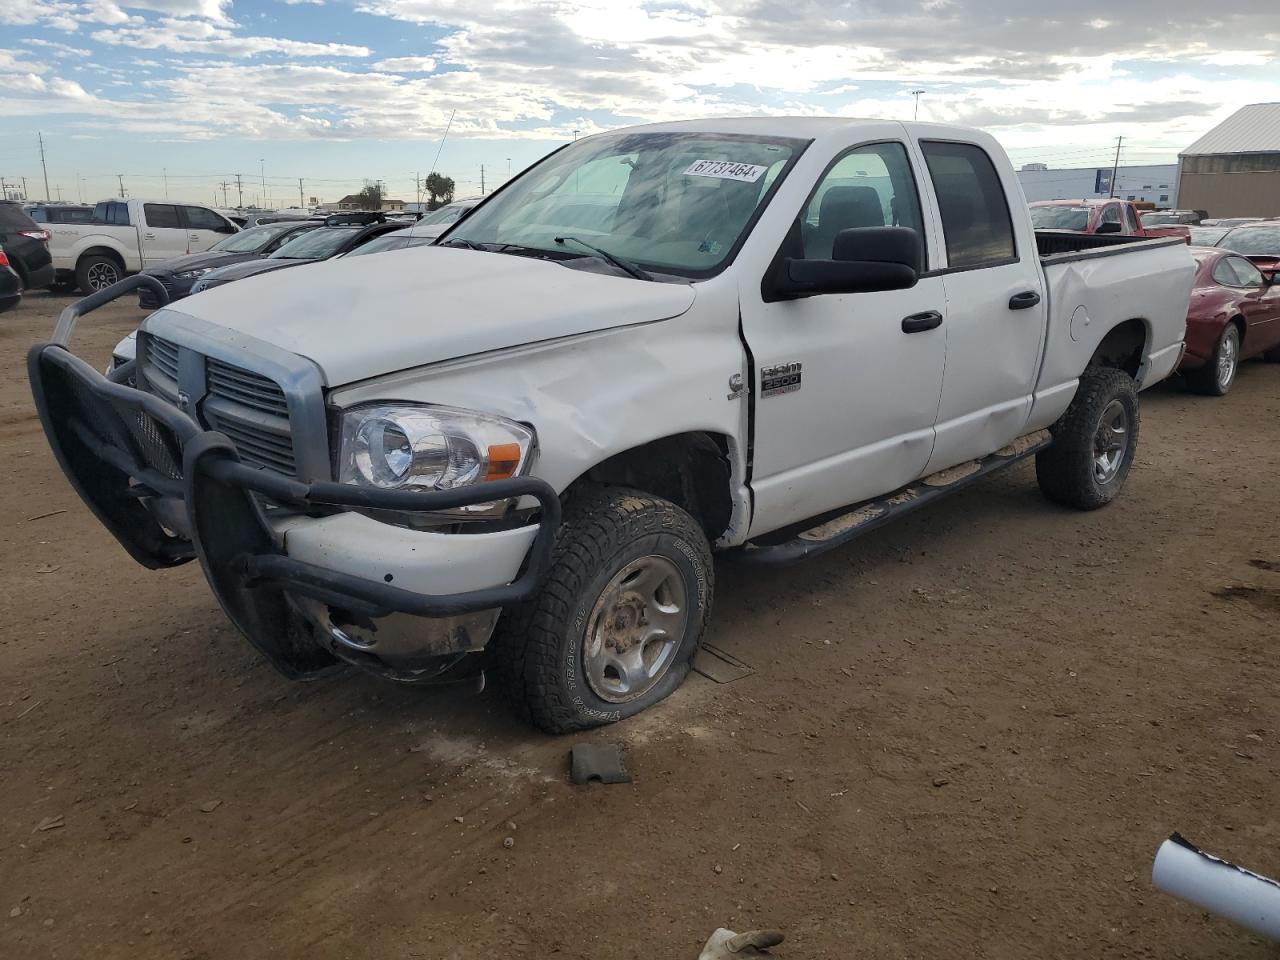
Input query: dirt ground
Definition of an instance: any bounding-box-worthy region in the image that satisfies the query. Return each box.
[1,288,1277,960]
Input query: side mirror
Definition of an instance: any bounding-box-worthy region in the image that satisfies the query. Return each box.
[1095,221,1123,235]
[769,226,921,299]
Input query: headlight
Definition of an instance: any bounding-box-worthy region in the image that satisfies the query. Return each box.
[338,403,535,520]
[175,267,212,280]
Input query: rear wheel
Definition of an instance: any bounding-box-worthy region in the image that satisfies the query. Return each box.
[1187,324,1241,396]
[1036,365,1139,511]
[491,486,713,733]
[75,255,122,293]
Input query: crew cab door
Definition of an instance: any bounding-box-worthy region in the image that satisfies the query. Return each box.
[181,205,236,252]
[140,203,191,266]
[741,139,948,533]
[916,139,1048,473]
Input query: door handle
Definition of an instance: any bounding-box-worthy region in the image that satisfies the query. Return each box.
[1009,290,1041,310]
[901,310,943,334]
[143,232,156,240]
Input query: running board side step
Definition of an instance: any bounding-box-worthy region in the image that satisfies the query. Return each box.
[739,429,1052,566]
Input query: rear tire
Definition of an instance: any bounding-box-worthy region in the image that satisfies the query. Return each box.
[1187,324,1241,396]
[1036,365,1139,511]
[490,486,713,734]
[75,254,122,294]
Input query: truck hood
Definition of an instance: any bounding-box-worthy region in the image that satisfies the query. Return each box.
[164,247,697,385]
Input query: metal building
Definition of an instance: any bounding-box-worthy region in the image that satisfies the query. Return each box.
[1178,103,1280,217]
[1017,164,1178,206]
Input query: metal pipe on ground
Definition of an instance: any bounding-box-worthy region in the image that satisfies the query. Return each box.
[1153,834,1280,941]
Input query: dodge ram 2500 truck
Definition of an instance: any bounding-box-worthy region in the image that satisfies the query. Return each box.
[31,118,1196,732]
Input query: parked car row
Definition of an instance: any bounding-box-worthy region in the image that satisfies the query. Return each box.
[1029,199,1191,241]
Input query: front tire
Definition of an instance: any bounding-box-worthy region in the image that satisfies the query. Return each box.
[491,487,714,734]
[1187,324,1240,396]
[1036,365,1139,511]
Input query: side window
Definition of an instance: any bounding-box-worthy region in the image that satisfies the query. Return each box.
[1122,205,1139,233]
[106,202,131,226]
[1229,257,1263,287]
[28,208,47,223]
[143,203,181,229]
[1211,259,1237,286]
[799,141,924,261]
[183,205,230,231]
[920,141,1016,269]
[1099,205,1122,226]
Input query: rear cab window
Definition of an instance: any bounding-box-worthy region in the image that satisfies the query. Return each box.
[93,201,131,226]
[920,141,1016,270]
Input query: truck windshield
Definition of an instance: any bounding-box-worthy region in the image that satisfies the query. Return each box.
[443,131,804,278]
[1030,206,1090,231]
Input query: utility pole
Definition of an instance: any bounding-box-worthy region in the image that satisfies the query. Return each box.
[54,184,62,201]
[1109,136,1123,199]
[259,159,266,206]
[415,171,421,208]
[298,178,305,208]
[76,171,81,203]
[163,167,169,200]
[22,177,29,200]
[573,129,580,141]
[219,180,230,206]
[480,164,485,195]
[234,174,243,207]
[910,89,925,121]
[38,131,51,201]
[117,174,126,198]
[506,157,512,176]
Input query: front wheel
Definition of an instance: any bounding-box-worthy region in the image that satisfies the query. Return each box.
[1187,324,1240,396]
[1036,365,1140,511]
[491,486,714,733]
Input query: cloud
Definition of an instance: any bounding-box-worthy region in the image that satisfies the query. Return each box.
[91,18,370,57]
[371,56,437,72]
[21,38,93,56]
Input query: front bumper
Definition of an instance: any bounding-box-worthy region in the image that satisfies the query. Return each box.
[29,337,561,682]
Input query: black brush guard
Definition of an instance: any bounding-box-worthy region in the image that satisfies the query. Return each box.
[29,279,560,679]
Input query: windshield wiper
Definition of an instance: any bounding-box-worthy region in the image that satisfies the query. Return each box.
[440,236,486,251]
[553,236,654,281]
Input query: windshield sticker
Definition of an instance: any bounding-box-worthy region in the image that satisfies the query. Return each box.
[683,160,768,183]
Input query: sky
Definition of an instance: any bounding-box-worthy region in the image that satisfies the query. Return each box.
[2,0,1279,207]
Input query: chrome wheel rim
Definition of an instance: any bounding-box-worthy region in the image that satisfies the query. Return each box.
[583,555,689,704]
[1217,329,1239,391]
[87,262,119,291]
[1092,399,1129,485]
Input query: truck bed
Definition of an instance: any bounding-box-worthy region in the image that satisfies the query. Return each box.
[1035,230,1186,261]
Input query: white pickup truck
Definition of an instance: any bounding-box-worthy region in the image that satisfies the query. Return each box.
[31,118,1195,732]
[46,198,239,293]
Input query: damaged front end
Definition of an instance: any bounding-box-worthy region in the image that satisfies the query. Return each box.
[28,281,560,683]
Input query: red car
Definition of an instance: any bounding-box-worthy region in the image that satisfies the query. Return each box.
[1178,246,1280,395]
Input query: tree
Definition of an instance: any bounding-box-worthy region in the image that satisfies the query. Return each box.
[355,182,383,210]
[425,172,455,210]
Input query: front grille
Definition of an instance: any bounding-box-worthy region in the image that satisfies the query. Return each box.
[142,335,297,477]
[206,358,289,417]
[148,335,180,383]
